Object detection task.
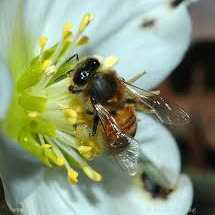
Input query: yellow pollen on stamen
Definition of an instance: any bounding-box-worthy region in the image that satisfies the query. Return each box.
[42,60,52,71]
[56,157,65,166]
[68,169,79,184]
[78,146,92,153]
[41,144,52,149]
[75,105,83,113]
[63,22,72,38]
[78,146,93,159]
[39,36,48,50]
[64,109,78,124]
[76,36,90,46]
[79,13,94,33]
[64,37,73,43]
[45,65,56,77]
[23,137,28,142]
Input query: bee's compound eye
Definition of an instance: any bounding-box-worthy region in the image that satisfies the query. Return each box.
[85,58,100,70]
[72,57,100,86]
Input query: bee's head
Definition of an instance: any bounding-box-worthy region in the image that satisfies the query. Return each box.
[73,57,100,86]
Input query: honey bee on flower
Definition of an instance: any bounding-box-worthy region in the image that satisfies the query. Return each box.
[66,55,190,176]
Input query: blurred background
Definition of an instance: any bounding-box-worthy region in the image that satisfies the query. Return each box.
[158,1,215,214]
[1,1,215,214]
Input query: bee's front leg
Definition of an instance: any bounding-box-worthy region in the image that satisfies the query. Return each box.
[68,85,82,94]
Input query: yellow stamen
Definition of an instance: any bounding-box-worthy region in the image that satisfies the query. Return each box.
[68,168,79,184]
[45,65,56,76]
[42,60,51,70]
[83,166,102,182]
[64,36,73,44]
[76,36,90,46]
[63,22,72,38]
[78,146,93,159]
[39,36,48,50]
[41,144,52,149]
[75,105,83,113]
[28,111,39,118]
[23,137,28,142]
[78,146,92,153]
[79,13,94,33]
[64,109,78,124]
[56,156,65,166]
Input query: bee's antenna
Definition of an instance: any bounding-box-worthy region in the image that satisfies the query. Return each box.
[64,53,79,64]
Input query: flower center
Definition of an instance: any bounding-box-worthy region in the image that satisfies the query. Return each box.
[3,13,119,184]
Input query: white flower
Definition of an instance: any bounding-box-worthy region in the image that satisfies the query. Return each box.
[0,0,195,214]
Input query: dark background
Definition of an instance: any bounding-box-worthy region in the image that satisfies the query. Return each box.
[158,1,215,214]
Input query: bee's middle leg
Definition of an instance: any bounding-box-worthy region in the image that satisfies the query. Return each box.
[89,113,99,136]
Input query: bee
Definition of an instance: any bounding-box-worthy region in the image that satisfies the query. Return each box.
[68,56,190,176]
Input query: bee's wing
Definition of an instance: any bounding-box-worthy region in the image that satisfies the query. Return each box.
[93,103,139,176]
[114,136,139,176]
[122,80,190,125]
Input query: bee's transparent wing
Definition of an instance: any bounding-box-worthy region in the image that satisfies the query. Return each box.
[93,103,139,176]
[114,135,139,176]
[123,81,190,125]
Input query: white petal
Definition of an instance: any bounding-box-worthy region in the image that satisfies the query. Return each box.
[22,0,192,88]
[0,135,44,211]
[136,113,181,185]
[126,174,193,215]
[0,60,42,211]
[20,115,192,215]
[23,0,53,43]
[88,3,192,89]
[0,0,19,61]
[0,60,12,119]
